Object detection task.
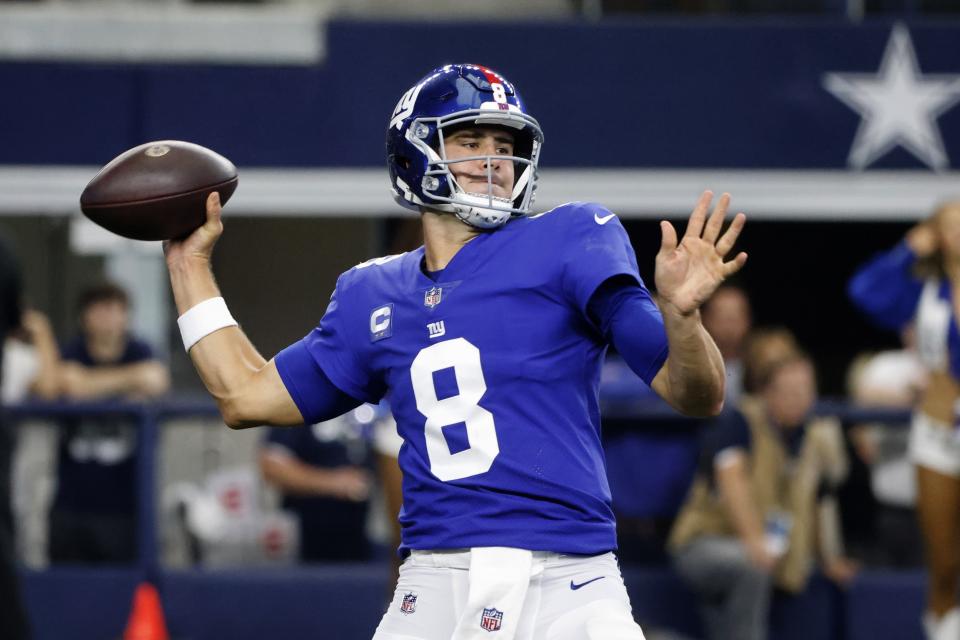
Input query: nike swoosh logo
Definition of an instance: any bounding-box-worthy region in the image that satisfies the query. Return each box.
[570,576,606,590]
[594,213,616,225]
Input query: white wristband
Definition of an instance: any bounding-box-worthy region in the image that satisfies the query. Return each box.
[177,297,238,352]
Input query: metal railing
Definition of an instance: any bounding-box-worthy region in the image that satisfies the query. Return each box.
[6,396,221,581]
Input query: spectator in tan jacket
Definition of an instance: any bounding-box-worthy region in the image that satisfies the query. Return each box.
[669,353,857,640]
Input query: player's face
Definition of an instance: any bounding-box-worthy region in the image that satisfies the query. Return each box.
[443,127,516,200]
[936,202,960,259]
[763,360,816,429]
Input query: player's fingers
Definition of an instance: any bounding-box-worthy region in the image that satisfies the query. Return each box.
[715,212,746,256]
[204,192,224,234]
[205,192,221,220]
[659,220,677,253]
[722,251,748,277]
[702,193,730,244]
[683,190,712,240]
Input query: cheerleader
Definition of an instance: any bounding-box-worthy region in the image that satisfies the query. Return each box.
[849,202,960,640]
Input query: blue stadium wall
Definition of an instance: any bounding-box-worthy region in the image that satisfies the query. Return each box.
[3,19,960,171]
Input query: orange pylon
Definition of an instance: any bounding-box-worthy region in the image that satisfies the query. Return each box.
[123,582,170,640]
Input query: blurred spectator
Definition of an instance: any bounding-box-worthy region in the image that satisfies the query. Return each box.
[4,309,61,569]
[850,323,927,408]
[0,237,31,640]
[848,205,960,637]
[371,408,403,590]
[742,326,800,395]
[702,284,752,404]
[669,353,856,640]
[49,282,170,564]
[599,354,698,564]
[842,324,925,567]
[602,286,751,564]
[3,310,61,404]
[259,410,374,562]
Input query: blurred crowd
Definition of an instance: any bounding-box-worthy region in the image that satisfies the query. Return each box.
[3,203,960,640]
[1,0,957,16]
[588,0,959,14]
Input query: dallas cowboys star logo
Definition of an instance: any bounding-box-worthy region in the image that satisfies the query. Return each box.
[823,24,960,171]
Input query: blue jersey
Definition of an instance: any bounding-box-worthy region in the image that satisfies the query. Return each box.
[276,202,668,554]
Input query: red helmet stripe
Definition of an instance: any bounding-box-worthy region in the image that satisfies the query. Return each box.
[477,65,503,86]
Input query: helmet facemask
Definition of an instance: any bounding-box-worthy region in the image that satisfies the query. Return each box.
[407,108,543,229]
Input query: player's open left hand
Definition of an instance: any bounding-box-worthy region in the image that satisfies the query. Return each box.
[163,192,225,270]
[655,190,747,316]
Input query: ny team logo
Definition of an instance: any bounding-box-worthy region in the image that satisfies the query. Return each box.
[480,607,503,632]
[424,286,443,308]
[427,320,446,339]
[400,592,418,615]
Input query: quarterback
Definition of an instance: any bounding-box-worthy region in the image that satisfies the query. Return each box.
[164,64,746,640]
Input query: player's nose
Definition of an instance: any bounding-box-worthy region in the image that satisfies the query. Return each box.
[479,141,503,170]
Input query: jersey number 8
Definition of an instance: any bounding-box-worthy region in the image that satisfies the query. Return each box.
[410,338,500,481]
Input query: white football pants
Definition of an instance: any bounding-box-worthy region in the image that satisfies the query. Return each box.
[372,548,646,640]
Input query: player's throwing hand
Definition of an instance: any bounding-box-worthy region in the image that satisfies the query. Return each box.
[163,192,225,270]
[655,190,748,316]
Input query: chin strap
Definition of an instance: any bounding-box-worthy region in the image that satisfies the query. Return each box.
[511,165,531,203]
[443,165,515,228]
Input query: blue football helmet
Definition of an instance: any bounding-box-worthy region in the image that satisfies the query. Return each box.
[386,64,544,229]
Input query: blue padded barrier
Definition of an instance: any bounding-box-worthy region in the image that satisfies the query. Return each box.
[624,566,704,637]
[624,567,844,640]
[161,566,390,640]
[768,575,843,640]
[845,570,927,640]
[20,567,141,640]
[19,566,924,640]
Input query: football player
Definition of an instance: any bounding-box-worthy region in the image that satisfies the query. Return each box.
[164,64,746,640]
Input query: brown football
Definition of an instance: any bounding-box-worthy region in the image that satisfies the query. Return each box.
[80,140,238,241]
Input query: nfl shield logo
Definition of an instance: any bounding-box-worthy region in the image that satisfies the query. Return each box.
[424,286,443,308]
[400,592,418,615]
[480,607,503,632]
